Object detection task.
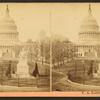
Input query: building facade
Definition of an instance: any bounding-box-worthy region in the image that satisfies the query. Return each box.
[0,5,21,79]
[0,5,20,58]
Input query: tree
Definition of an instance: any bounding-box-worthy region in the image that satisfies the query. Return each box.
[38,36,50,64]
[52,38,77,68]
[27,41,39,63]
[32,62,39,77]
[52,39,64,67]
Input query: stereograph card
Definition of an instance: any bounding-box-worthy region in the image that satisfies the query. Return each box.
[0,2,98,97]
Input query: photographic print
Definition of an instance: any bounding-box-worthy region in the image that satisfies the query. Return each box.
[0,3,51,92]
[0,3,100,96]
[52,3,100,92]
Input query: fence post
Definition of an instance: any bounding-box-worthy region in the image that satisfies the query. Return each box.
[36,75,39,88]
[17,74,20,87]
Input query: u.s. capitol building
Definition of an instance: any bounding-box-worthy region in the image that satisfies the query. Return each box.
[0,5,20,58]
[76,5,100,58]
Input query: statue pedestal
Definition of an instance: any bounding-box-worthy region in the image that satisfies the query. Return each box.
[16,58,30,78]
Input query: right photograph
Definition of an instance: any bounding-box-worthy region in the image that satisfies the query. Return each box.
[52,3,100,91]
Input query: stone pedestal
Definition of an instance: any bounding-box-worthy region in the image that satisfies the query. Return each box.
[17,58,30,78]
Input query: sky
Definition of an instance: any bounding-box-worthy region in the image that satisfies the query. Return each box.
[0,3,100,42]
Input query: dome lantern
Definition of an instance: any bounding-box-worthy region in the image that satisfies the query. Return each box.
[5,5,10,17]
[0,5,18,33]
[88,4,92,15]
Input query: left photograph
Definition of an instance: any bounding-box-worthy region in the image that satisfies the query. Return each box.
[0,3,50,92]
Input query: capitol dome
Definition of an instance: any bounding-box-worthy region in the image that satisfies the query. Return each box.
[0,5,18,33]
[0,5,19,46]
[80,5,99,33]
[78,4,100,45]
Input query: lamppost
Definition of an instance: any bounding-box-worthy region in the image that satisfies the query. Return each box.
[49,12,53,92]
[17,74,20,87]
[36,74,39,88]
